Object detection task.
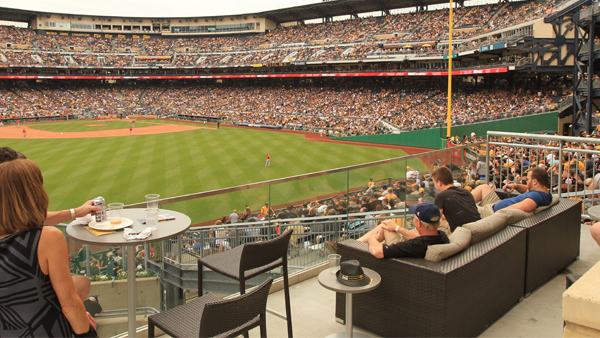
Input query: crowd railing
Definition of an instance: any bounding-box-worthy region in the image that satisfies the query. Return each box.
[486,131,600,219]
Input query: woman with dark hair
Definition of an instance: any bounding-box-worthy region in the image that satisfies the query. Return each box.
[0,159,96,337]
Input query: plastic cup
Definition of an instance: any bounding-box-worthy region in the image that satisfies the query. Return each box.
[145,209,159,230]
[107,203,124,225]
[145,194,160,210]
[328,254,341,274]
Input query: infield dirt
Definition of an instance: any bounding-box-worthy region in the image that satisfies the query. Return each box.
[0,123,202,139]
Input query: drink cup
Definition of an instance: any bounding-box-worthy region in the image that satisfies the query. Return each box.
[107,202,124,225]
[145,209,159,231]
[145,194,160,210]
[328,254,341,274]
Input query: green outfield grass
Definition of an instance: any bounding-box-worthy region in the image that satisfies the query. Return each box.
[1,122,425,224]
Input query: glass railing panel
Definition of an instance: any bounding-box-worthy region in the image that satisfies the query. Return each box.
[267,170,349,220]
[151,185,271,226]
[347,156,412,234]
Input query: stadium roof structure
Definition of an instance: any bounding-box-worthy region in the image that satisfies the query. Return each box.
[255,0,458,23]
[0,0,466,25]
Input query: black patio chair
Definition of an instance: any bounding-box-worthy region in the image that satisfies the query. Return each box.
[198,228,294,337]
[148,277,273,338]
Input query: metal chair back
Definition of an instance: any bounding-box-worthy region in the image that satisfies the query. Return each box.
[199,277,273,338]
[239,228,293,275]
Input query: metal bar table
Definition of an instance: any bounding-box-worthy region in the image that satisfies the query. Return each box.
[66,208,191,338]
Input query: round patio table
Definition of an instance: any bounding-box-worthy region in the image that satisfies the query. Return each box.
[66,208,191,338]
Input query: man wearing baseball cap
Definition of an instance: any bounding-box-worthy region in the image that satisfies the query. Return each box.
[359,203,449,259]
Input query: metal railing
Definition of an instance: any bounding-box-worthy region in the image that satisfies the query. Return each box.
[96,307,160,319]
[486,131,600,218]
[166,210,413,270]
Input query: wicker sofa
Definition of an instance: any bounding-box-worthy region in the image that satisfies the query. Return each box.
[334,198,581,337]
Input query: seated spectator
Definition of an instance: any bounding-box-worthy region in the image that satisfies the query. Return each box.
[278,205,298,219]
[471,167,552,217]
[214,220,230,253]
[260,203,275,218]
[360,196,372,211]
[229,209,239,223]
[432,166,481,232]
[0,159,97,337]
[240,205,252,221]
[359,203,449,258]
[384,187,400,202]
[348,197,361,211]
[0,147,100,225]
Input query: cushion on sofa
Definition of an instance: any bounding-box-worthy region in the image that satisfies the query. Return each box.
[463,212,511,244]
[532,195,560,214]
[498,208,533,225]
[425,227,472,262]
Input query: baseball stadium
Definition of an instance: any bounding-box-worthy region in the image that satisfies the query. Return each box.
[1,0,600,336]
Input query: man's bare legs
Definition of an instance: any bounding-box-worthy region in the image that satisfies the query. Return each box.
[471,184,494,203]
[357,225,397,244]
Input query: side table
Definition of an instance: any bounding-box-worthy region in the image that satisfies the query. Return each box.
[318,268,381,338]
[587,205,600,221]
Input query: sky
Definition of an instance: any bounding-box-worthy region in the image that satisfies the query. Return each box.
[0,0,322,18]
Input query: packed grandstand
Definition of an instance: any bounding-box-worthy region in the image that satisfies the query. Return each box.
[0,80,567,135]
[0,0,583,137]
[0,0,557,67]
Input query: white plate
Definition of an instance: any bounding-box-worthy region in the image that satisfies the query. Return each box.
[88,217,133,231]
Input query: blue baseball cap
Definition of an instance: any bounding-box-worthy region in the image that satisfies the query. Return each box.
[408,203,441,224]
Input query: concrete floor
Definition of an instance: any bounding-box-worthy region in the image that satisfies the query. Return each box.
[244,223,600,338]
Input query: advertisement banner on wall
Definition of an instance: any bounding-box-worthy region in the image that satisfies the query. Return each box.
[0,67,508,80]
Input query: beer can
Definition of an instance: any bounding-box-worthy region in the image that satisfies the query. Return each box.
[94,196,107,222]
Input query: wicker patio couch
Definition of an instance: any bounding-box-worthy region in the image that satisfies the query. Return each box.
[334,198,581,337]
[507,198,581,295]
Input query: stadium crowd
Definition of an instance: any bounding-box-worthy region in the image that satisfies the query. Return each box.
[0,0,562,68]
[0,81,565,135]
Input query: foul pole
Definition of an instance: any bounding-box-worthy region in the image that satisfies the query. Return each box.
[446,1,454,139]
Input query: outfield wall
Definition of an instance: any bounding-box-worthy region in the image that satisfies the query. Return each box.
[440,111,559,140]
[332,112,559,149]
[332,128,445,149]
